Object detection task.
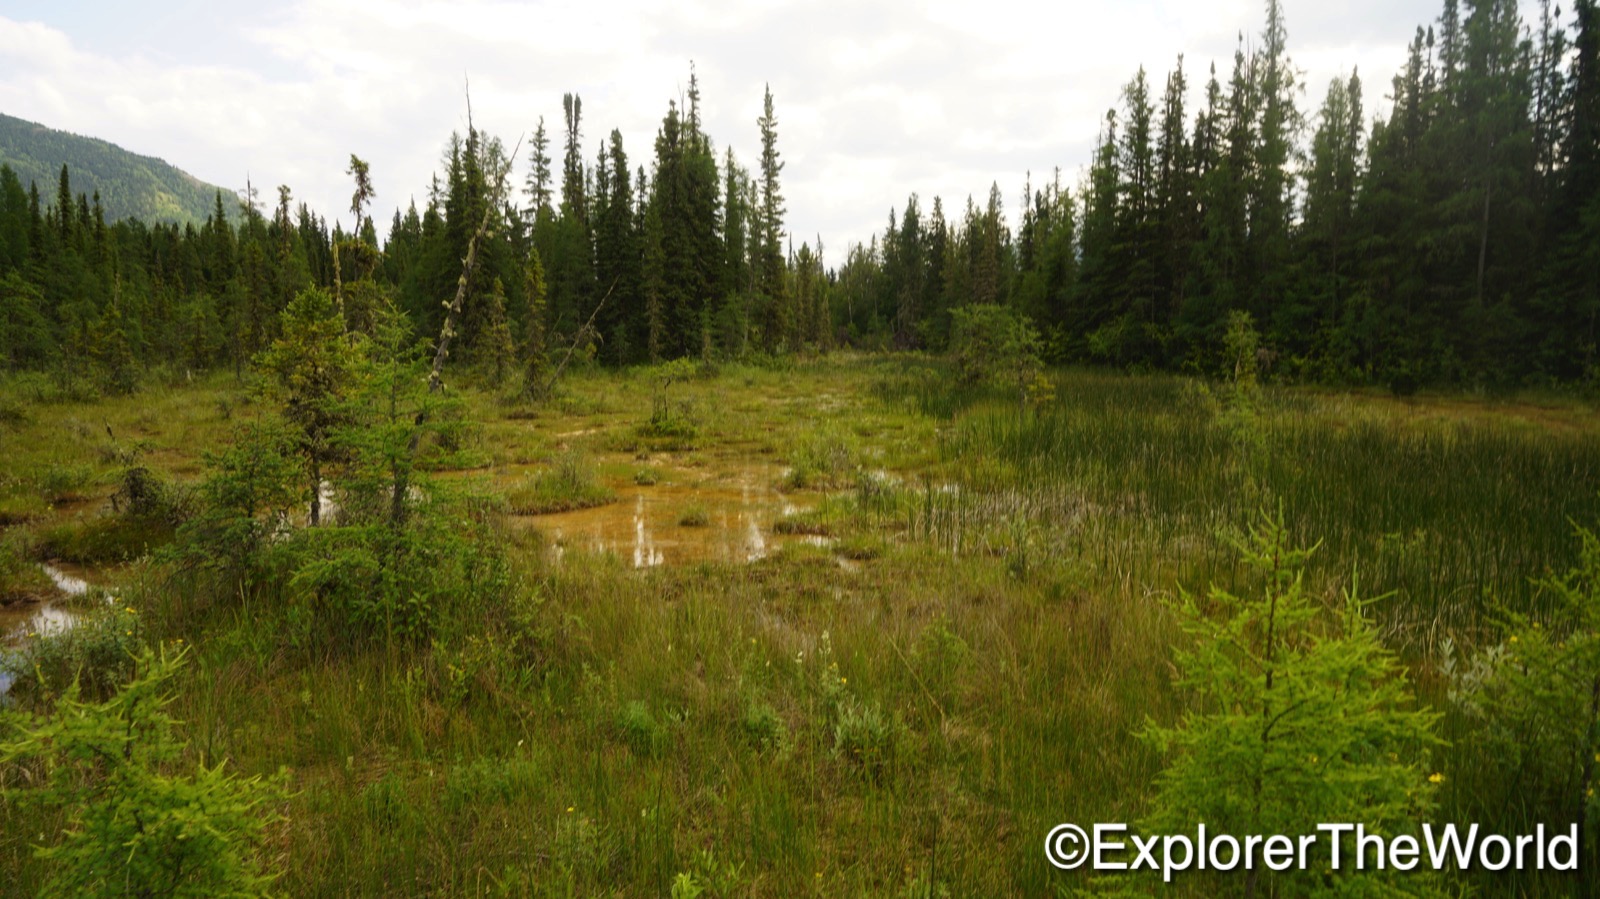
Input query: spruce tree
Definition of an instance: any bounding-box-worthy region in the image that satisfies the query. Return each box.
[756,84,788,351]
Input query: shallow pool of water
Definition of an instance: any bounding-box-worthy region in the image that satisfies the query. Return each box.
[0,563,96,644]
[517,468,822,568]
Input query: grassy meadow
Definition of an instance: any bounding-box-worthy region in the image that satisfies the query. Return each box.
[2,356,1598,896]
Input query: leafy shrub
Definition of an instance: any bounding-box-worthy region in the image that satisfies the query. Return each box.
[740,698,789,754]
[1445,519,1600,871]
[279,501,509,647]
[3,600,144,701]
[833,699,899,781]
[109,465,192,525]
[948,304,1044,407]
[636,359,701,448]
[1137,510,1443,895]
[170,421,302,580]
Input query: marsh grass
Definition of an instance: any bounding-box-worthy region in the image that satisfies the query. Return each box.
[0,359,1594,896]
[504,449,617,515]
[0,529,51,602]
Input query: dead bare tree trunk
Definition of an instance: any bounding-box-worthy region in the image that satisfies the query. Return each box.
[389,92,522,525]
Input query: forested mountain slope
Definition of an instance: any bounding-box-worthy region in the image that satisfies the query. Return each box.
[0,112,235,227]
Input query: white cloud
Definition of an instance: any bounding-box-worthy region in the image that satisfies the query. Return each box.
[0,0,1554,250]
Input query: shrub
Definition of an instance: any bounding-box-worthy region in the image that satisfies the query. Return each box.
[1137,510,1443,895]
[740,698,789,754]
[782,427,858,490]
[1445,519,1600,875]
[4,601,144,700]
[833,698,899,781]
[948,304,1045,409]
[37,463,92,504]
[0,647,286,898]
[170,421,302,580]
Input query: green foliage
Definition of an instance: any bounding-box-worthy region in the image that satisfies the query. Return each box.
[257,286,360,526]
[781,425,858,490]
[5,599,144,701]
[739,697,789,754]
[0,113,237,226]
[832,698,899,781]
[1445,518,1600,875]
[617,699,666,756]
[172,421,302,578]
[638,358,702,446]
[948,304,1045,409]
[36,461,92,504]
[0,528,50,602]
[0,647,285,898]
[505,449,615,515]
[1137,510,1444,895]
[36,514,175,565]
[278,502,507,647]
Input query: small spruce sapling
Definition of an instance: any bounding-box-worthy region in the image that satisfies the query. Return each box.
[1135,509,1444,897]
[0,646,286,898]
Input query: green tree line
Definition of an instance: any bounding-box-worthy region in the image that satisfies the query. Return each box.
[5,0,1600,390]
[838,0,1600,388]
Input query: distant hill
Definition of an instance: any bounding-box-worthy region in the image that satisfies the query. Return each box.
[0,112,238,227]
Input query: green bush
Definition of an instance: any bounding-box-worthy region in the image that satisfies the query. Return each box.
[948,303,1044,407]
[1137,510,1443,895]
[0,647,286,898]
[833,698,899,781]
[782,427,858,490]
[1444,519,1600,878]
[279,502,509,647]
[740,698,789,754]
[4,601,144,700]
[37,462,92,504]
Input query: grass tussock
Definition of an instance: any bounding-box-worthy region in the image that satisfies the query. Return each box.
[504,450,617,515]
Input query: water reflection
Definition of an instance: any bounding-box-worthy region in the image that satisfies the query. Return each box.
[523,470,818,568]
[1,563,101,696]
[1,563,97,642]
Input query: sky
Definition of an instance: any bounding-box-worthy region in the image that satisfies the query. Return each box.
[0,0,1550,255]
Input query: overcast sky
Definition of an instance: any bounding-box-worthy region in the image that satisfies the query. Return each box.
[0,0,1549,254]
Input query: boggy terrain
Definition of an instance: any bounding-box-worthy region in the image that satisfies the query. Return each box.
[2,356,1599,896]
